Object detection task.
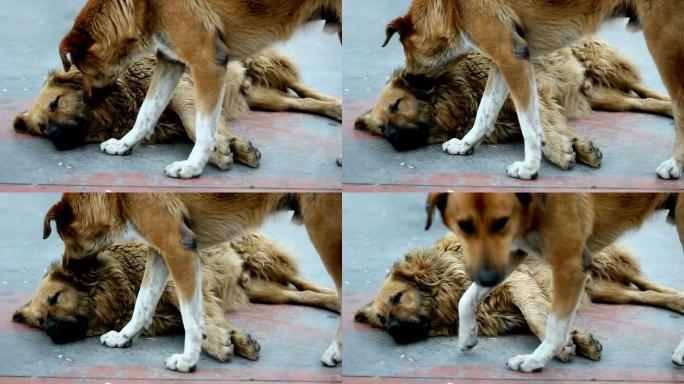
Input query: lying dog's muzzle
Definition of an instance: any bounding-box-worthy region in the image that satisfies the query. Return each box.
[45,315,88,344]
[46,122,87,151]
[387,316,430,344]
[386,125,429,151]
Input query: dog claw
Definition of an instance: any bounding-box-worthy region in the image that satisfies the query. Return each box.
[100,330,133,348]
[656,158,683,179]
[164,160,204,179]
[320,340,342,367]
[164,353,199,373]
[507,354,546,373]
[442,138,475,156]
[507,161,539,180]
[100,138,133,156]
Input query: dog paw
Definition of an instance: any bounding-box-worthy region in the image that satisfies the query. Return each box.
[100,139,133,156]
[656,158,683,180]
[442,138,475,156]
[164,353,198,373]
[507,161,539,180]
[556,343,576,363]
[209,140,234,171]
[164,160,204,179]
[203,331,235,363]
[458,322,478,351]
[232,331,260,361]
[543,138,576,170]
[321,340,342,367]
[100,331,133,348]
[230,138,261,168]
[506,354,546,373]
[572,330,602,361]
[573,139,602,168]
[673,342,684,366]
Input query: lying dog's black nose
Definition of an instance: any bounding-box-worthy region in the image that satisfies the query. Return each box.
[45,315,88,344]
[386,125,428,151]
[477,267,503,287]
[46,123,86,151]
[387,316,430,344]
[45,318,58,334]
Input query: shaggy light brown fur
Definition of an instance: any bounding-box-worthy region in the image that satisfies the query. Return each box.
[13,233,339,362]
[13,50,341,170]
[355,234,684,362]
[356,38,671,169]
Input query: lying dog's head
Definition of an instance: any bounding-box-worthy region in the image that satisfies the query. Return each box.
[355,238,469,343]
[42,194,125,261]
[354,71,446,151]
[13,69,90,150]
[59,1,143,98]
[383,1,468,72]
[425,193,538,287]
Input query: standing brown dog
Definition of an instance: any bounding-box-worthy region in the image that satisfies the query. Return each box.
[425,193,684,371]
[385,0,684,180]
[43,193,342,372]
[59,0,341,178]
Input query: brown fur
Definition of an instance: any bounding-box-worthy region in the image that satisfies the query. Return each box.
[356,234,684,362]
[13,233,339,362]
[42,192,342,370]
[356,38,671,169]
[387,0,684,179]
[13,50,341,170]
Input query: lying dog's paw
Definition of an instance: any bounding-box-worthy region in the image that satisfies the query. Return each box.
[164,160,204,179]
[542,138,575,170]
[232,331,260,361]
[442,138,475,156]
[229,138,261,168]
[572,330,602,361]
[321,340,342,367]
[209,140,234,171]
[100,138,133,156]
[203,330,235,362]
[507,161,539,180]
[506,353,546,373]
[100,331,133,348]
[556,343,576,363]
[165,353,198,373]
[657,158,683,180]
[573,138,602,168]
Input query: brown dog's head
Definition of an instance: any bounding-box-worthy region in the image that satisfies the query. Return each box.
[355,237,469,343]
[425,193,537,287]
[383,1,468,72]
[59,2,142,98]
[13,69,90,150]
[43,194,124,261]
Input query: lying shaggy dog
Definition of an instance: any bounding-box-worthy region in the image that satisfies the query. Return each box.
[355,234,684,362]
[13,233,339,363]
[355,39,671,170]
[13,50,341,171]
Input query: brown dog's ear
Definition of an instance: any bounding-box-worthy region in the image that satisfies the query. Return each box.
[354,304,372,324]
[43,201,73,239]
[383,16,412,47]
[59,29,94,71]
[425,193,448,230]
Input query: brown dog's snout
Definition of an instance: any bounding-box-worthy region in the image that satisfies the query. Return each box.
[474,264,505,287]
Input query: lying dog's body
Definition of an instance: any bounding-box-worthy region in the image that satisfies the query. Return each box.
[425,193,684,371]
[357,38,670,169]
[387,0,684,180]
[356,234,684,362]
[43,193,342,371]
[60,0,341,178]
[14,50,341,170]
[14,233,339,362]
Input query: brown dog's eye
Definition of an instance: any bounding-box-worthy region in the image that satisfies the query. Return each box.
[458,219,475,235]
[48,291,62,306]
[389,98,402,113]
[491,217,509,233]
[49,96,61,112]
[390,291,403,305]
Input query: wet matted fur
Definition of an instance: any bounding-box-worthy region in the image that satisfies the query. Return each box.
[14,233,339,362]
[13,50,341,171]
[356,38,671,170]
[355,234,684,362]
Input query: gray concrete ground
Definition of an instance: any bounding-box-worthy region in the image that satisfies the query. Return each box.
[343,193,684,383]
[0,0,341,191]
[342,0,683,191]
[0,193,340,383]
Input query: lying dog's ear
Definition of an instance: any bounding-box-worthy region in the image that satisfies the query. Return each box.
[50,70,83,90]
[392,258,439,291]
[354,304,373,324]
[403,73,437,96]
[425,193,448,230]
[43,201,74,239]
[383,16,412,47]
[59,29,94,71]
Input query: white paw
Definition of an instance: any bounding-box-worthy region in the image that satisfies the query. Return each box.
[673,345,684,366]
[442,138,475,156]
[656,158,683,180]
[100,138,132,155]
[507,354,546,373]
[458,324,478,351]
[507,161,539,180]
[321,340,342,367]
[164,160,204,179]
[165,353,198,373]
[100,331,133,348]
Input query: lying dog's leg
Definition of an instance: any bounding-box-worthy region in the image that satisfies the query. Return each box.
[457,283,494,350]
[164,65,227,178]
[289,275,339,296]
[588,87,673,117]
[246,280,341,313]
[246,87,342,121]
[100,248,169,348]
[100,57,185,156]
[289,82,342,104]
[443,66,508,157]
[588,279,684,314]
[499,60,544,180]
